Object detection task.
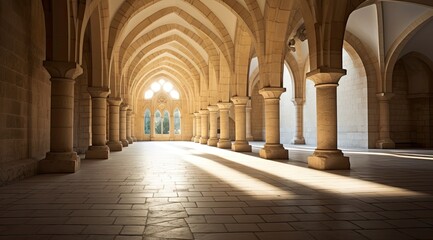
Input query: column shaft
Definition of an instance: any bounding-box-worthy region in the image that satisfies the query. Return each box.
[217,102,232,149]
[376,93,395,148]
[199,110,209,144]
[231,97,251,152]
[191,114,196,141]
[107,98,123,151]
[194,112,201,143]
[131,113,137,141]
[120,105,129,147]
[292,98,305,144]
[246,103,253,141]
[126,109,133,144]
[207,105,219,146]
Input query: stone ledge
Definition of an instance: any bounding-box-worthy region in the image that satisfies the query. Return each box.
[0,159,39,186]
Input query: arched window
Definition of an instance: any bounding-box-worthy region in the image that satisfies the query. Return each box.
[144,109,151,134]
[154,110,162,134]
[174,108,181,134]
[163,110,170,134]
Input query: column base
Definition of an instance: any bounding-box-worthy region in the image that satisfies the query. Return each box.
[39,152,80,173]
[308,149,350,170]
[376,139,395,149]
[121,139,129,147]
[259,144,288,159]
[246,136,254,141]
[217,139,232,149]
[191,137,195,142]
[132,137,137,141]
[127,137,133,144]
[231,141,252,152]
[200,137,209,144]
[85,145,110,159]
[194,136,201,143]
[291,137,305,145]
[107,141,123,152]
[207,138,219,146]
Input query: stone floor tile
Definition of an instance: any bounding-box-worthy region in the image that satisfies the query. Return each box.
[256,231,315,240]
[114,217,147,225]
[188,223,227,233]
[225,223,261,232]
[205,215,237,223]
[82,225,123,235]
[290,221,330,230]
[357,229,414,239]
[352,220,395,229]
[212,208,245,215]
[233,214,264,223]
[257,222,294,231]
[37,225,85,234]
[399,228,433,239]
[120,225,145,235]
[308,230,368,240]
[261,214,296,222]
[194,233,258,240]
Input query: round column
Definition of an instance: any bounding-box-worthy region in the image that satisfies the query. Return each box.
[126,109,133,144]
[120,104,129,147]
[231,96,251,152]
[376,93,395,149]
[259,88,288,159]
[246,100,254,141]
[207,105,219,146]
[131,112,137,141]
[217,102,232,149]
[199,109,209,144]
[107,98,123,151]
[194,112,201,143]
[39,61,83,173]
[85,87,111,159]
[307,69,350,170]
[191,113,196,141]
[291,98,306,144]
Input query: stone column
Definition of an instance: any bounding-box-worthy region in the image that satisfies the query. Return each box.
[291,98,306,144]
[107,98,123,151]
[120,104,129,147]
[231,96,252,152]
[191,113,196,141]
[39,61,83,173]
[376,93,395,149]
[126,109,133,144]
[246,100,254,141]
[85,87,111,159]
[259,88,288,159]
[217,102,232,149]
[194,112,201,143]
[207,105,219,146]
[307,69,350,170]
[199,109,209,144]
[131,112,137,141]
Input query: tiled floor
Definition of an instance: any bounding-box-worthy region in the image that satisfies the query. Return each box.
[1,141,433,240]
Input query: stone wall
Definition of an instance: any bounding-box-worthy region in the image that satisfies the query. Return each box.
[0,1,49,185]
[251,83,264,140]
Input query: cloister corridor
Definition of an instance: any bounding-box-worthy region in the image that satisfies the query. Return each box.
[1,141,432,240]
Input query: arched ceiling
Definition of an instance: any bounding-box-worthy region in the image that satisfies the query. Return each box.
[107,0,257,107]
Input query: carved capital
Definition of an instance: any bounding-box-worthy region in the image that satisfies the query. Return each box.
[120,103,129,111]
[193,112,200,117]
[231,96,250,105]
[107,97,122,106]
[306,67,346,87]
[217,102,232,110]
[43,61,83,79]
[291,97,305,105]
[199,109,209,115]
[207,105,219,112]
[88,87,110,98]
[259,87,286,99]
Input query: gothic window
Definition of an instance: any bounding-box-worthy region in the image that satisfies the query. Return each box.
[174,108,181,134]
[144,109,151,134]
[163,110,170,134]
[154,110,162,134]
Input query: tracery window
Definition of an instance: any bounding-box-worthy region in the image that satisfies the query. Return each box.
[144,109,151,134]
[154,110,162,134]
[174,108,181,134]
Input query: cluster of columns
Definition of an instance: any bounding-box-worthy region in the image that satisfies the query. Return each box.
[39,61,137,173]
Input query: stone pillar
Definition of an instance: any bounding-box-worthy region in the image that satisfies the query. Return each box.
[131,112,137,141]
[217,102,232,149]
[199,109,209,144]
[246,100,254,141]
[191,113,196,141]
[120,104,129,147]
[259,88,288,159]
[291,98,306,144]
[307,69,350,170]
[207,105,219,146]
[194,112,201,143]
[85,87,111,159]
[39,61,83,173]
[107,98,123,151]
[126,109,133,144]
[231,96,252,152]
[376,93,395,149]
